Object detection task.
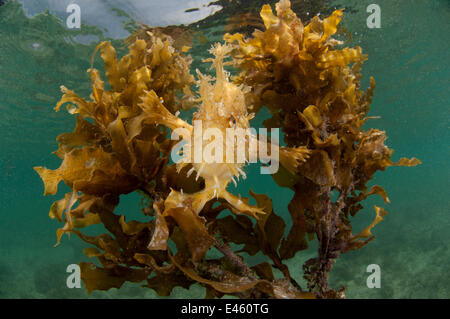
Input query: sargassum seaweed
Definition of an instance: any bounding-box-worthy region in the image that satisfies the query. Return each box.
[34,0,420,299]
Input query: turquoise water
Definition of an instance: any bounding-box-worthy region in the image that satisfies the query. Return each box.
[0,0,448,298]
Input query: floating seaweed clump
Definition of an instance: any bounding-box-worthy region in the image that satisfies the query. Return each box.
[35,0,420,299]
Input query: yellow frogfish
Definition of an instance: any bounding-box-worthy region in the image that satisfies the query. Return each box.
[139,43,310,235]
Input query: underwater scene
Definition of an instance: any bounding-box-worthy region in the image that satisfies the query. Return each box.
[0,0,448,299]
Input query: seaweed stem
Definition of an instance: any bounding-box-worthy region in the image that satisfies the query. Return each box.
[213,238,255,278]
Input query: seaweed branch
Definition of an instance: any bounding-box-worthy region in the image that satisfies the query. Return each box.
[213,238,255,278]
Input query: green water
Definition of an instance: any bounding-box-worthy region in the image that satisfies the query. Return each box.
[0,0,448,298]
